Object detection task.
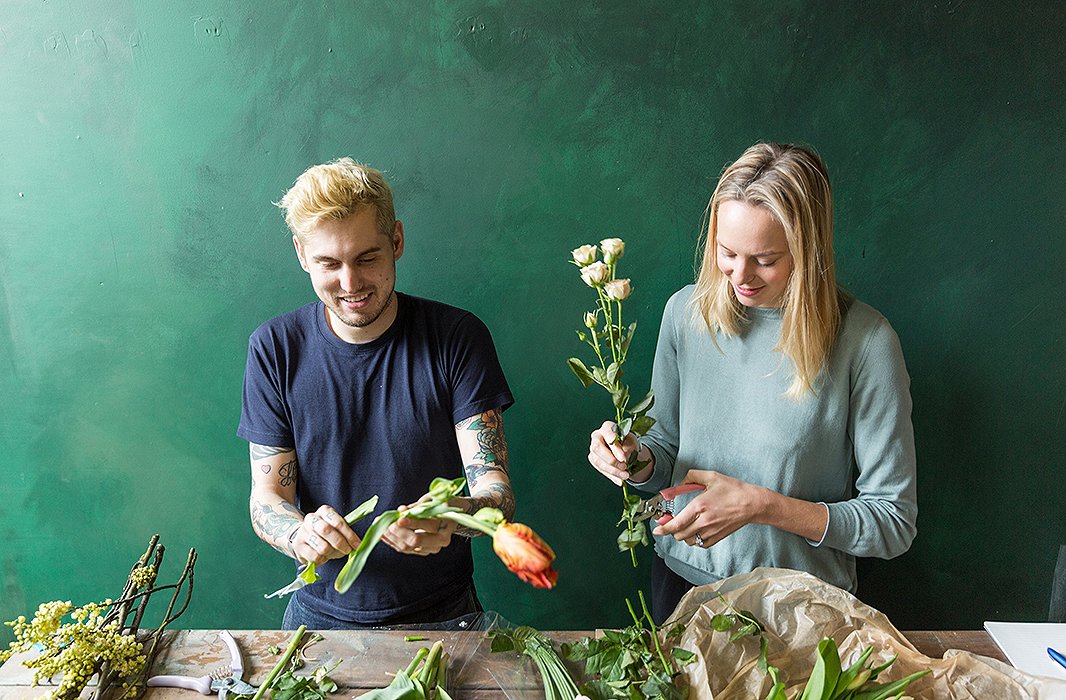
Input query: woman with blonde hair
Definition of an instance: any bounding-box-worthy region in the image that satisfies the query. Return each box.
[588,143,918,622]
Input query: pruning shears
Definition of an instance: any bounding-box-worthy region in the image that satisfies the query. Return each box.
[147,630,258,699]
[633,483,706,525]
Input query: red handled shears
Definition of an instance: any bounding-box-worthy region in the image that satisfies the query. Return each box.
[633,483,706,525]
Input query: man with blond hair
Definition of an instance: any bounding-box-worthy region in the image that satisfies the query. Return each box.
[238,158,515,629]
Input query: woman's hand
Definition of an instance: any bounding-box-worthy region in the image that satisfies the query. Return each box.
[291,505,362,565]
[587,421,645,485]
[652,470,767,548]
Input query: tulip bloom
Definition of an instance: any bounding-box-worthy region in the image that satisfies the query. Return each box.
[493,522,558,589]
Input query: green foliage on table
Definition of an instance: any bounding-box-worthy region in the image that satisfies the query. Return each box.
[360,640,452,700]
[561,591,696,700]
[488,626,580,700]
[763,637,930,700]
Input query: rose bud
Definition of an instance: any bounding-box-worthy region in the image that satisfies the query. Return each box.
[599,237,625,263]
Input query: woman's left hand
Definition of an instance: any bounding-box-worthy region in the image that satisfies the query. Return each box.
[652,470,767,548]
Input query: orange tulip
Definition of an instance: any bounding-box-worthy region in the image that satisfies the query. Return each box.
[492,522,558,589]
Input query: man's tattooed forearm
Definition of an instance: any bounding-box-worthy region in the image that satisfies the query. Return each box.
[251,500,303,555]
[464,462,505,482]
[455,483,515,537]
[251,444,294,460]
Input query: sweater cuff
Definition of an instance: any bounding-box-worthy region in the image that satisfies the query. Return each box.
[805,502,830,547]
[627,440,672,493]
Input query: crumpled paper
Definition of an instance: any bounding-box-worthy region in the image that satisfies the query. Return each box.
[664,567,1066,700]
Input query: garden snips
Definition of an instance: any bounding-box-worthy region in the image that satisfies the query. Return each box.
[633,483,706,525]
[147,630,258,698]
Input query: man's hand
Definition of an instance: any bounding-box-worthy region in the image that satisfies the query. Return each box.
[291,505,362,565]
[383,505,458,556]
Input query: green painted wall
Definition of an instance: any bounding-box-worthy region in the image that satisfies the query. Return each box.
[2,1,1064,637]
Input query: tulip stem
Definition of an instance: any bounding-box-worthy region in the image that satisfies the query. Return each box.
[438,511,497,537]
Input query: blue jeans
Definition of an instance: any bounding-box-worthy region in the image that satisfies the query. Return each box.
[282,585,483,631]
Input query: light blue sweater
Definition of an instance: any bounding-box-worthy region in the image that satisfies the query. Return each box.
[634,285,917,593]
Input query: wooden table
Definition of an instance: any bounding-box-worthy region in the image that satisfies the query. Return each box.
[0,629,1006,698]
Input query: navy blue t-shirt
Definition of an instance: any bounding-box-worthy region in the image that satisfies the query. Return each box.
[238,293,514,624]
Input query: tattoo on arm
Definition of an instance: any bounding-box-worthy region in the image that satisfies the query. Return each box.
[278,457,297,487]
[455,409,513,537]
[454,483,516,538]
[250,499,303,557]
[457,411,509,465]
[250,444,299,488]
[251,444,293,460]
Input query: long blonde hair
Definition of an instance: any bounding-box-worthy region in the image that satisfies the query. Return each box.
[690,143,844,399]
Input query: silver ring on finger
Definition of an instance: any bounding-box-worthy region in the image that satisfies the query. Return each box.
[694,533,705,547]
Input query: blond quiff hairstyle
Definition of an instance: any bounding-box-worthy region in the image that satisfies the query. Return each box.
[690,143,843,400]
[277,158,396,240]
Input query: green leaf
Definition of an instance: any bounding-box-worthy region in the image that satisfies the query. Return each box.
[671,647,696,666]
[798,638,842,700]
[297,563,319,586]
[629,390,654,416]
[334,510,402,593]
[833,646,875,695]
[612,385,630,411]
[561,639,592,661]
[849,669,930,700]
[616,417,633,438]
[567,357,595,389]
[620,322,638,356]
[710,613,736,632]
[344,495,379,525]
[729,622,760,642]
[758,635,769,674]
[764,665,788,700]
[664,622,686,640]
[488,631,517,654]
[630,415,656,436]
[579,679,624,700]
[606,362,620,385]
[616,523,647,551]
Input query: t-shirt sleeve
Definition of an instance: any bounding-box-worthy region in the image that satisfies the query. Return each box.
[237,329,296,448]
[445,313,515,424]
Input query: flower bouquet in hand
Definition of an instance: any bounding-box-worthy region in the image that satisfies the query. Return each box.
[567,238,656,565]
[268,477,558,598]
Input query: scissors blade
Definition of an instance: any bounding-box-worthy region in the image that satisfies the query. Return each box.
[633,493,665,522]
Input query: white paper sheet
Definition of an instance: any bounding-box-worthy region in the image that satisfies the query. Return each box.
[984,621,1066,680]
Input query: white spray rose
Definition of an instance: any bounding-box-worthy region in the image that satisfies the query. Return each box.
[599,238,625,263]
[580,261,610,288]
[571,244,598,266]
[604,278,632,301]
[584,311,598,329]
